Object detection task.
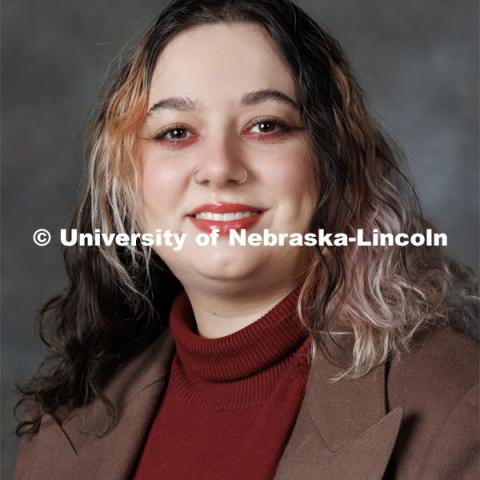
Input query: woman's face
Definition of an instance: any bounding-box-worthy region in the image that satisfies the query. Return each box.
[139,22,318,294]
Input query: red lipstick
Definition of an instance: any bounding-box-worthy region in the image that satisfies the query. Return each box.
[187,202,265,236]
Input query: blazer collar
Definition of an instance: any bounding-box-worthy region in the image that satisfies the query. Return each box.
[26,328,402,480]
[274,331,403,480]
[27,328,176,480]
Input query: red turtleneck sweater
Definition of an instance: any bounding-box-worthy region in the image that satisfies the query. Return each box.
[133,286,312,480]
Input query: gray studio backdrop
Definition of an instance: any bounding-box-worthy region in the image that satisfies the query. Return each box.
[2,0,478,477]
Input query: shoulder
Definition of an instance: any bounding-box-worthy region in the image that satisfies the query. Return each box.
[388,324,479,405]
[387,324,479,478]
[15,328,176,479]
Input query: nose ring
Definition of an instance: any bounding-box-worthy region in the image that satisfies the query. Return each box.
[193,167,248,185]
[237,167,248,184]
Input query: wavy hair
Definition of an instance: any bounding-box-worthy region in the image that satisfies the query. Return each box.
[15,0,478,436]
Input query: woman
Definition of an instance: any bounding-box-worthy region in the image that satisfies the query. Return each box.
[14,1,479,479]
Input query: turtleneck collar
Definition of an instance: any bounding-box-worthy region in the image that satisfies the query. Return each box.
[168,285,310,410]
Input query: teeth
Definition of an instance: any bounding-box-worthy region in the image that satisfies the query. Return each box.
[195,211,258,221]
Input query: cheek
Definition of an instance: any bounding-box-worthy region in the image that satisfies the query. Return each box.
[140,152,187,225]
[258,145,318,233]
[266,147,318,204]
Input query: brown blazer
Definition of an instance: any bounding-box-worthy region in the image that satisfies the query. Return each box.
[15,324,479,480]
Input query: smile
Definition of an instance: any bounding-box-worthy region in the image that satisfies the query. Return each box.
[187,202,266,236]
[194,211,259,221]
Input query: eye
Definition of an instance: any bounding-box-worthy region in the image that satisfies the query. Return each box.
[247,118,290,135]
[153,124,193,142]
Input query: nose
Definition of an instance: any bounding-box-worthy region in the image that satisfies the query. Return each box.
[193,135,248,187]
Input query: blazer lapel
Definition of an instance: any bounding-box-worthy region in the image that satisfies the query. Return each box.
[27,328,176,480]
[275,332,403,480]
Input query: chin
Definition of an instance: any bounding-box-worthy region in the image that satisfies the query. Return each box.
[190,246,268,281]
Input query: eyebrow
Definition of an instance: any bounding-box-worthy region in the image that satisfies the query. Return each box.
[146,89,300,116]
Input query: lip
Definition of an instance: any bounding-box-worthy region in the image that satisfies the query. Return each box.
[187,202,265,236]
[188,202,265,215]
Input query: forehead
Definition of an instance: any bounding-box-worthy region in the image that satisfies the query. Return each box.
[148,22,297,109]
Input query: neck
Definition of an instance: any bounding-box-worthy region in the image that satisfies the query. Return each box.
[184,279,304,339]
